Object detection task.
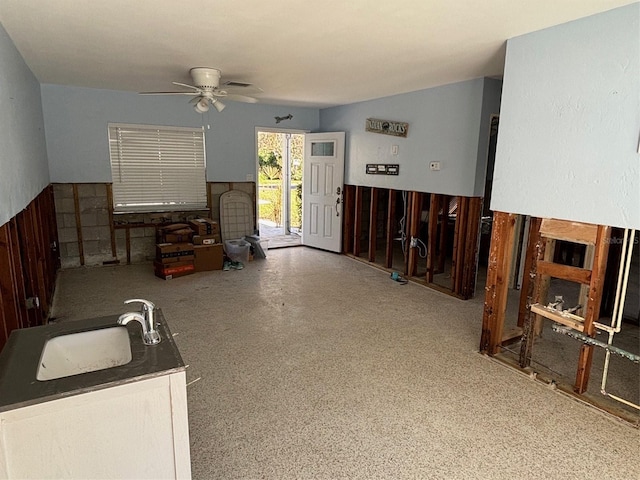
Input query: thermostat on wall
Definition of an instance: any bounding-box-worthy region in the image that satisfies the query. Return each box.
[366,164,399,175]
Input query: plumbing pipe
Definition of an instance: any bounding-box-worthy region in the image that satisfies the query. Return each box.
[594,229,639,410]
[551,324,640,364]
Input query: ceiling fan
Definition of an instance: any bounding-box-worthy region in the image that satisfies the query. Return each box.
[140,67,261,113]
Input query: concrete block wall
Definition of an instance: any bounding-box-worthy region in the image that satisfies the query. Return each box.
[53,182,257,269]
[53,183,113,268]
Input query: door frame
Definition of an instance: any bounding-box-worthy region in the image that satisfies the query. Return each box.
[254,127,309,235]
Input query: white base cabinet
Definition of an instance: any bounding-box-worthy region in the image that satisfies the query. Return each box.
[0,372,191,479]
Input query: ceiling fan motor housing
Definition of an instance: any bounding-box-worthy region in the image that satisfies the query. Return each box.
[190,67,221,88]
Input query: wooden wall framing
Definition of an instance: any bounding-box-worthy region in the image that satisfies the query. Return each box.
[341,185,484,300]
[480,212,616,396]
[0,186,60,350]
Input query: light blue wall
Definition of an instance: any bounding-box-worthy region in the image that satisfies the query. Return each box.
[319,78,501,196]
[41,84,320,183]
[492,4,640,229]
[0,23,49,226]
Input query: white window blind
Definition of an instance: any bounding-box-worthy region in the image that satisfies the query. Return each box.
[108,123,207,213]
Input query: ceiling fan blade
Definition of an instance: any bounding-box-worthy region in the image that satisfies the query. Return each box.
[139,91,197,95]
[224,94,258,104]
[222,84,264,95]
[172,81,201,91]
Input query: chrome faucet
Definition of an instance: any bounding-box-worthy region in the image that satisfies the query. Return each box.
[118,299,161,345]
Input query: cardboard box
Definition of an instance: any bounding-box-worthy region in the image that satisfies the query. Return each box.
[194,244,224,271]
[156,243,195,264]
[192,234,222,245]
[157,223,194,243]
[153,260,195,279]
[189,218,220,236]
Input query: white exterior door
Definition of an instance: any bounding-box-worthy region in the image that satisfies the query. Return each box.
[302,132,345,252]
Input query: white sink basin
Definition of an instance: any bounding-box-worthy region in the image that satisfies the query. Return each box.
[37,327,132,381]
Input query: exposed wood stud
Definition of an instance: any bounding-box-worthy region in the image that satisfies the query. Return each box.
[384,189,396,268]
[342,185,354,253]
[517,217,542,328]
[353,186,363,257]
[574,225,611,393]
[451,196,468,293]
[72,184,85,266]
[480,211,517,355]
[460,197,482,299]
[437,195,449,273]
[0,225,21,343]
[125,227,131,265]
[406,192,421,277]
[106,183,117,258]
[519,228,547,367]
[368,188,379,262]
[426,194,439,283]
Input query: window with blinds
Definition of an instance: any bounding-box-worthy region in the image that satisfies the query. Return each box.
[108,123,207,213]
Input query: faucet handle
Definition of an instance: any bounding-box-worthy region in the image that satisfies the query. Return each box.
[124,299,155,311]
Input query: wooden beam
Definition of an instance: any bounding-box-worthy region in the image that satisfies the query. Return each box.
[451,196,468,293]
[0,224,22,345]
[536,261,592,284]
[425,194,439,283]
[206,182,213,219]
[406,191,421,277]
[384,189,396,268]
[533,238,556,337]
[574,225,611,393]
[72,184,85,266]
[342,185,354,254]
[106,183,117,259]
[517,217,542,328]
[368,188,379,262]
[480,211,517,355]
[353,186,363,257]
[437,195,449,273]
[460,197,482,299]
[519,228,548,367]
[539,218,598,245]
[125,227,131,265]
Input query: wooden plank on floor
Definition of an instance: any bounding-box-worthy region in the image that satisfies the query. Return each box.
[368,188,378,262]
[384,189,396,268]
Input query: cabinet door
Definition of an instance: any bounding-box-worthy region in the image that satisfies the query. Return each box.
[0,373,190,479]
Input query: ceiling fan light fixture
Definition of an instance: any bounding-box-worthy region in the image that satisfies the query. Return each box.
[212,99,226,112]
[194,98,209,113]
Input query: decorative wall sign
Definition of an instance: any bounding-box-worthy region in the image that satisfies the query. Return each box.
[365,118,409,138]
[366,164,399,175]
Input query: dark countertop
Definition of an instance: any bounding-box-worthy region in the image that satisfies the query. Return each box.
[0,309,185,412]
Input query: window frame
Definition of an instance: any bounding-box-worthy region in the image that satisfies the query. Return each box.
[108,123,207,214]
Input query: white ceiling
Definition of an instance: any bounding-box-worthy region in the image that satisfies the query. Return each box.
[0,0,634,108]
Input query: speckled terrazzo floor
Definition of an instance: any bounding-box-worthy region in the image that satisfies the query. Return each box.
[51,247,639,480]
